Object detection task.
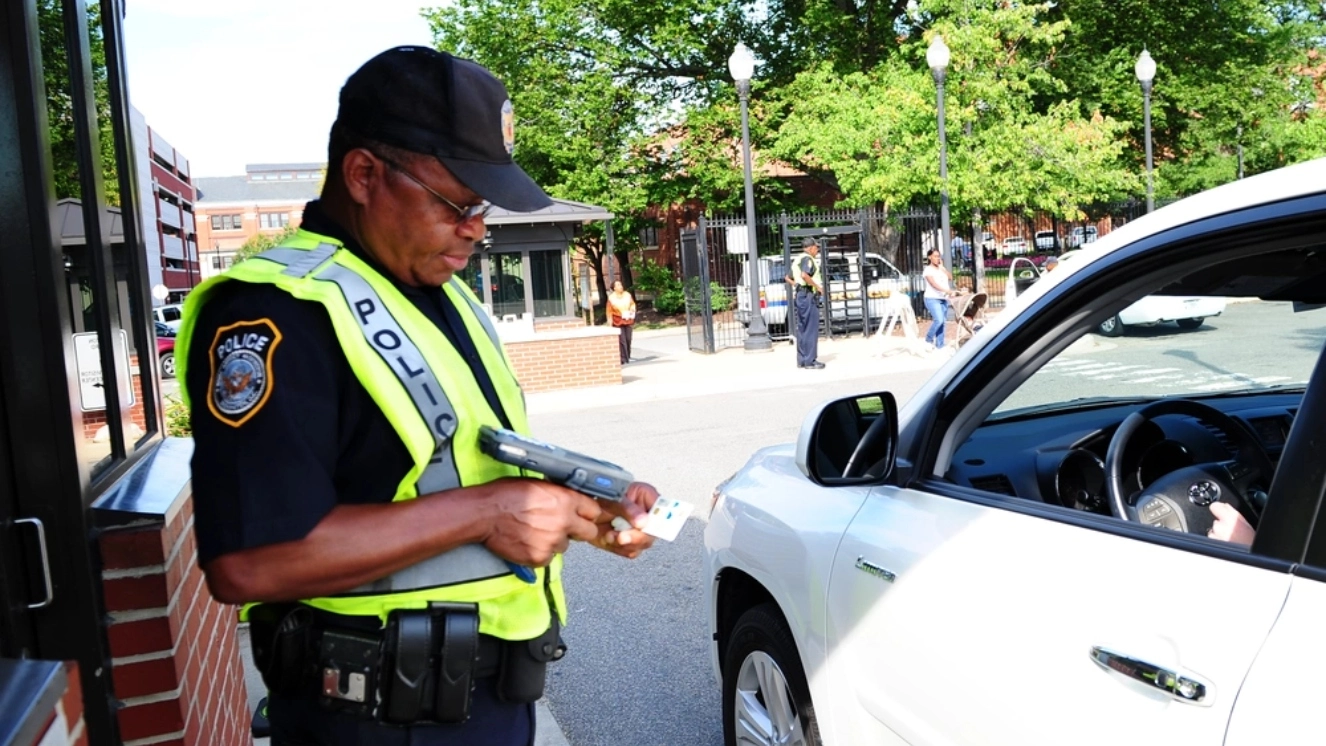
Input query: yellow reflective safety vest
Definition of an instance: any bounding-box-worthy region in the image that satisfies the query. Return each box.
[175,230,565,640]
[792,252,820,289]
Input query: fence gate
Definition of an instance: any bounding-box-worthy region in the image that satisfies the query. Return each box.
[679,228,715,353]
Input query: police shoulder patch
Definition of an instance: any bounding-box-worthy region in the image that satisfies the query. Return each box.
[208,318,283,428]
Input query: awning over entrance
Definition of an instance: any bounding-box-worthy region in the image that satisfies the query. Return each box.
[484,198,613,226]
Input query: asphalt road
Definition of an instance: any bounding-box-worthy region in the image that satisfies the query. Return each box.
[528,369,938,746]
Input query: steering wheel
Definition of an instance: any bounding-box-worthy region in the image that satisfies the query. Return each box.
[1104,399,1273,537]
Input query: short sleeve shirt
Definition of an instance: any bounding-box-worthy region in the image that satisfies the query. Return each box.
[924,264,950,300]
[187,201,512,566]
[797,255,817,287]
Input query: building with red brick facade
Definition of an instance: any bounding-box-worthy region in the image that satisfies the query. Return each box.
[194,163,324,281]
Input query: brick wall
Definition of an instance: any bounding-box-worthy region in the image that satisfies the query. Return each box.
[532,318,588,332]
[504,330,621,392]
[98,494,249,746]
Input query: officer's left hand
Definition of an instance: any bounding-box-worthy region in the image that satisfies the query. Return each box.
[589,482,659,559]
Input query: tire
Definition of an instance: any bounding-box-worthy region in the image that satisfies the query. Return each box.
[722,603,821,746]
[1176,317,1204,330]
[1097,315,1124,337]
[159,351,176,379]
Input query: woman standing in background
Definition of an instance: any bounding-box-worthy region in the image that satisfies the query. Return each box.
[923,248,957,350]
[607,280,636,364]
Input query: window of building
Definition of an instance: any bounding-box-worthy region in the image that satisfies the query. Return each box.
[210,214,241,231]
[211,255,234,270]
[260,212,290,230]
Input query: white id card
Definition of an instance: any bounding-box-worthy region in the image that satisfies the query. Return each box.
[641,497,694,542]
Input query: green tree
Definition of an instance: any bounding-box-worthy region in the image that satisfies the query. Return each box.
[771,2,1138,217]
[234,225,298,264]
[1045,0,1326,193]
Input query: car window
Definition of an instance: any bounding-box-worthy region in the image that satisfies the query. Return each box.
[160,306,181,322]
[940,236,1326,552]
[993,299,1318,418]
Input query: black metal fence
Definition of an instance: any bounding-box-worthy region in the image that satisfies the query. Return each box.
[680,199,1162,351]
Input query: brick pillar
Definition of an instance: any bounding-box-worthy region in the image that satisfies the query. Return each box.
[98,493,250,746]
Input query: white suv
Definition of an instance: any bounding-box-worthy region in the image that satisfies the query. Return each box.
[152,304,184,331]
[704,157,1326,746]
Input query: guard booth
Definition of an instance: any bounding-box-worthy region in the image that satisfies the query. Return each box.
[1,3,249,744]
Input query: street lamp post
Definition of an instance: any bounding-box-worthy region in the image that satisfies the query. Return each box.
[928,34,952,270]
[1135,49,1156,213]
[729,42,772,352]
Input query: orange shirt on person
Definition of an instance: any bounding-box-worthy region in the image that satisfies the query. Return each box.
[607,291,636,327]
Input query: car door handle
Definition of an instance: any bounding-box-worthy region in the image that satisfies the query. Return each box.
[1089,646,1211,706]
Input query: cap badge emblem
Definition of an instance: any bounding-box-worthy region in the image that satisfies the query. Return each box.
[500,100,515,154]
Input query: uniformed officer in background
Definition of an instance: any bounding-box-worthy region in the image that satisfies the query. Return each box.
[788,237,825,369]
[177,46,659,745]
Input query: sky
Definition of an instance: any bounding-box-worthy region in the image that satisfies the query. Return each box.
[124,0,438,177]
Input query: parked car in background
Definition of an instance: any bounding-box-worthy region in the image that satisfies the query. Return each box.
[1059,250,1226,335]
[1065,225,1099,248]
[152,303,184,331]
[736,253,907,334]
[1034,230,1059,252]
[154,321,176,379]
[980,231,996,253]
[1001,235,1029,255]
[705,157,1326,746]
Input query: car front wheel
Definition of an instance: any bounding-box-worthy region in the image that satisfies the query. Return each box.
[722,603,820,746]
[1097,315,1124,337]
[160,351,176,379]
[1176,317,1204,330]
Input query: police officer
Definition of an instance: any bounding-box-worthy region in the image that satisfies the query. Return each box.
[788,237,825,369]
[178,47,659,745]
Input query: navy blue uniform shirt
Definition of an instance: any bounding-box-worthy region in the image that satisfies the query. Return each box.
[187,200,513,566]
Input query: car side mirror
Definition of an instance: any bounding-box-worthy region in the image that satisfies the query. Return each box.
[795,392,898,486]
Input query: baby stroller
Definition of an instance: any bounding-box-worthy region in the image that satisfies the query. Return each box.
[950,290,988,348]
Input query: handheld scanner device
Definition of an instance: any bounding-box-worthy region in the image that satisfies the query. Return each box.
[478,426,635,501]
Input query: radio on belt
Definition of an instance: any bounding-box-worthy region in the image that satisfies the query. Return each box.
[478,425,634,501]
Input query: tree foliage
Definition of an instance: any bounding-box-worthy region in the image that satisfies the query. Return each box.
[423,0,1326,248]
[234,225,298,264]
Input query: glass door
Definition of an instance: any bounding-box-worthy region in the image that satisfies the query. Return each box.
[492,253,526,319]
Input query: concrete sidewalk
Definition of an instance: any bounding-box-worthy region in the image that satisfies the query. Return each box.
[526,324,954,415]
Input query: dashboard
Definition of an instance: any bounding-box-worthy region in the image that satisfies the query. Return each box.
[949,394,1299,513]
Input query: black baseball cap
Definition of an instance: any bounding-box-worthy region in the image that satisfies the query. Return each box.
[336,46,552,212]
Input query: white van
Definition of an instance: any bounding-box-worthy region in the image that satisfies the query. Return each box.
[736,252,906,332]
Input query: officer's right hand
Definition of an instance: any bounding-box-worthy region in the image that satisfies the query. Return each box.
[481,478,602,566]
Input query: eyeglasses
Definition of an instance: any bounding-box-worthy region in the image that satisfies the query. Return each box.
[375,153,492,224]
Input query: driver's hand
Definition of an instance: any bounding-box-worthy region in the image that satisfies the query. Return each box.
[1209,502,1255,547]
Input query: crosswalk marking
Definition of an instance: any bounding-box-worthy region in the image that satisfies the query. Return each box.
[1044,359,1295,391]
